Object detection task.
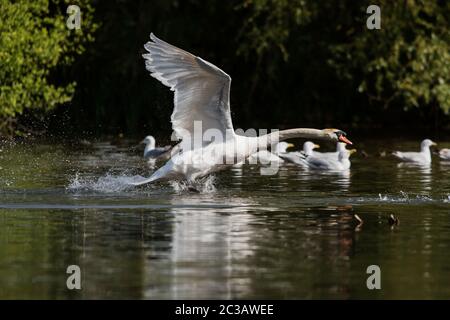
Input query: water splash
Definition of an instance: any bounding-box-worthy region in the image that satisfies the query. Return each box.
[169,175,217,194]
[377,191,434,203]
[67,172,144,193]
[67,171,218,194]
[444,195,450,203]
[378,193,388,201]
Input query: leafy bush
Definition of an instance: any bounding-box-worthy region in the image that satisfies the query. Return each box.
[0,0,96,136]
[238,0,450,127]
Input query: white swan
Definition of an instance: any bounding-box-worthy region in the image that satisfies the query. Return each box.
[142,135,172,162]
[131,34,352,185]
[299,149,357,171]
[392,139,436,164]
[247,142,294,164]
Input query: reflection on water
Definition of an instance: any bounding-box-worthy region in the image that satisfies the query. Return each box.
[295,168,351,191]
[149,195,257,299]
[396,163,432,191]
[1,139,450,299]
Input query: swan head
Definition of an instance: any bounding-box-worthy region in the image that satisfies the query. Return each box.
[141,135,156,148]
[323,129,352,145]
[421,139,437,149]
[275,142,295,153]
[303,141,320,155]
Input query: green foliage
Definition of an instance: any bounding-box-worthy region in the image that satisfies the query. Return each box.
[237,0,450,127]
[64,0,240,137]
[328,1,450,114]
[0,0,96,135]
[1,0,449,137]
[236,0,313,60]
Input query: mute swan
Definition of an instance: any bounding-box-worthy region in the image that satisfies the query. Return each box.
[131,33,352,185]
[392,139,436,164]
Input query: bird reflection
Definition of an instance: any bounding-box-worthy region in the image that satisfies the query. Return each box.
[142,189,361,299]
[333,169,351,190]
[230,165,244,186]
[148,193,258,299]
[298,168,351,191]
[396,162,432,191]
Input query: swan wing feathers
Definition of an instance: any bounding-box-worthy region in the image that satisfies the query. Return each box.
[143,33,234,145]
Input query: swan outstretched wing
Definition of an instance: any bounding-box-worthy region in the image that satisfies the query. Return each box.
[143,33,234,146]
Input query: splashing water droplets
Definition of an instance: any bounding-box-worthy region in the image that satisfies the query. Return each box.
[169,175,217,194]
[67,172,144,193]
[67,172,217,194]
[376,191,437,203]
[378,193,388,201]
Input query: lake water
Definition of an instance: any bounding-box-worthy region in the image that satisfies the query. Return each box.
[1,138,450,299]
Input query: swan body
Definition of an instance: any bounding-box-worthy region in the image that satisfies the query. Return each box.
[132,34,352,185]
[392,139,436,164]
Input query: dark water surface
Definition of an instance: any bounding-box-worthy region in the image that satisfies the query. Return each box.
[1,139,450,299]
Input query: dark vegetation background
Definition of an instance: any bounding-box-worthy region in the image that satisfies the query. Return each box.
[1,0,449,141]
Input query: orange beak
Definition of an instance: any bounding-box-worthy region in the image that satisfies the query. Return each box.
[339,135,353,145]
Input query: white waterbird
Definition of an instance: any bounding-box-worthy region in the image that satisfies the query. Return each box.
[316,142,349,160]
[277,141,320,164]
[438,148,450,161]
[302,141,321,156]
[131,33,352,185]
[298,149,357,171]
[247,142,294,164]
[392,139,437,165]
[142,135,172,163]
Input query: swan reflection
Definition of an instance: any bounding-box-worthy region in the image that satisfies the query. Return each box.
[145,194,259,299]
